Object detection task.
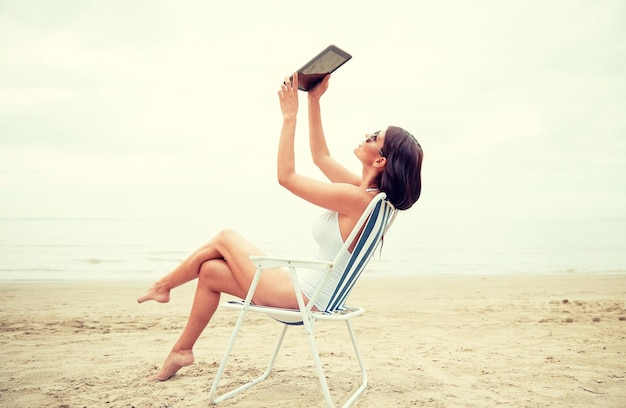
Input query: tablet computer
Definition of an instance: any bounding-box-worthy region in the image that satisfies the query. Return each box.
[293,45,352,91]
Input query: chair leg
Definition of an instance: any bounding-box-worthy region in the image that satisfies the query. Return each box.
[302,316,336,408]
[305,319,368,408]
[341,320,368,408]
[209,318,289,404]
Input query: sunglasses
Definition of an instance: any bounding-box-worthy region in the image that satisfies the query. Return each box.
[366,131,385,157]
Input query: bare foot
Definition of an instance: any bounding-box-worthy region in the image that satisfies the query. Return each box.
[149,349,195,381]
[137,283,170,304]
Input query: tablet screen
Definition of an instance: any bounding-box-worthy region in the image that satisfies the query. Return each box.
[296,45,352,91]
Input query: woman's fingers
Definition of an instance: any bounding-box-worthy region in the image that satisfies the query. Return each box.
[291,71,298,89]
[278,72,299,119]
[282,72,298,91]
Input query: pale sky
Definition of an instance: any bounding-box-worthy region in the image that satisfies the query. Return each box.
[1,0,625,223]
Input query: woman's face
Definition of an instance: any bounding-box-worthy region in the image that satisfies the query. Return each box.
[355,130,386,162]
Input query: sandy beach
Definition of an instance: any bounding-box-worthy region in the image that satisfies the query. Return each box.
[1,274,625,407]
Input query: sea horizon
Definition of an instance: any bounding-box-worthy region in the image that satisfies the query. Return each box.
[1,215,625,281]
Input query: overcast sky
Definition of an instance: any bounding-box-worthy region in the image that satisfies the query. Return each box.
[1,0,624,223]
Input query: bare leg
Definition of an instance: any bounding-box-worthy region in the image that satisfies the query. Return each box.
[149,259,242,381]
[147,230,299,381]
[137,242,222,303]
[205,230,300,308]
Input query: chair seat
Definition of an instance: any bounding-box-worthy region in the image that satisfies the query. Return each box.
[223,300,365,325]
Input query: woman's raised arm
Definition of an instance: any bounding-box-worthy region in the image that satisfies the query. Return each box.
[307,76,360,185]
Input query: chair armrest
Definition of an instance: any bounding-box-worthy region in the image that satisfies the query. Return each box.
[249,255,333,271]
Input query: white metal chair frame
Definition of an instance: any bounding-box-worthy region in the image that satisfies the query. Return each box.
[208,193,397,408]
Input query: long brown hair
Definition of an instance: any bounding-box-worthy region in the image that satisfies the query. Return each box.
[377,126,423,210]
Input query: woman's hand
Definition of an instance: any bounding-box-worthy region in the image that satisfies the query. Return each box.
[278,72,299,121]
[308,74,330,101]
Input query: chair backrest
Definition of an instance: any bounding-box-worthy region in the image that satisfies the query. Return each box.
[324,193,397,313]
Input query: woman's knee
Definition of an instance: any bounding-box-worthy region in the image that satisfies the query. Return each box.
[198,258,245,298]
[198,259,225,284]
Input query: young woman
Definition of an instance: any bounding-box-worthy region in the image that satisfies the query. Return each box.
[138,73,423,381]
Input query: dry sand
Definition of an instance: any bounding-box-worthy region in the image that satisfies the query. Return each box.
[1,274,625,407]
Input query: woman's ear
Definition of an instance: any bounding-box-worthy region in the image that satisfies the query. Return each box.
[373,157,387,169]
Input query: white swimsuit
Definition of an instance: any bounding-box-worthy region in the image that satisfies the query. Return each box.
[298,210,352,311]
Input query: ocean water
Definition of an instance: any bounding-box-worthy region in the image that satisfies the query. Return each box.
[0,215,625,281]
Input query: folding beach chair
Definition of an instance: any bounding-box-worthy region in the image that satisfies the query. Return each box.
[208,193,397,408]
